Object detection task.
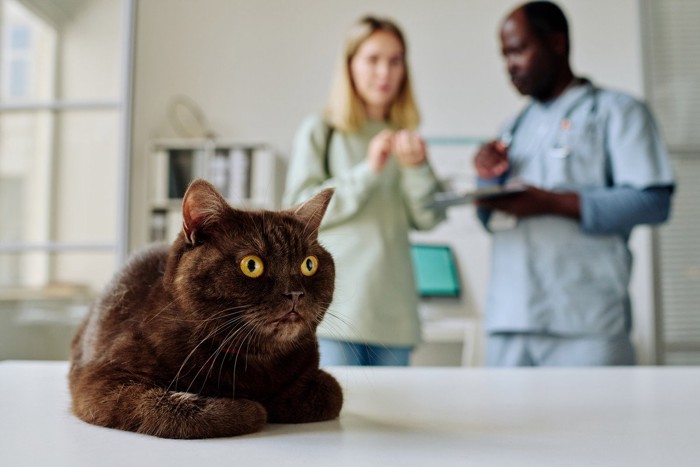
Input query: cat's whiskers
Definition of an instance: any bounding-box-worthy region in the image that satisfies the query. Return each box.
[228,319,266,397]
[213,322,246,390]
[194,304,251,324]
[146,287,250,326]
[314,310,369,364]
[183,307,258,395]
[319,305,406,366]
[144,287,195,323]
[311,300,334,325]
[160,307,250,400]
[206,312,260,390]
[160,333,215,400]
[216,311,258,349]
[196,305,278,397]
[198,318,249,390]
[165,308,247,324]
[234,317,265,373]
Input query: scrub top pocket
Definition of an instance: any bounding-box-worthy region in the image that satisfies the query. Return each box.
[546,119,607,188]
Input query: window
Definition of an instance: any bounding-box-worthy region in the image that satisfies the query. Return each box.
[0,0,134,360]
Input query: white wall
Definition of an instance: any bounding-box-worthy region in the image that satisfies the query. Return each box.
[130,0,655,363]
[130,0,643,159]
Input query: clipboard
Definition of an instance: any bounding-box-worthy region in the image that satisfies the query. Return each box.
[428,184,526,209]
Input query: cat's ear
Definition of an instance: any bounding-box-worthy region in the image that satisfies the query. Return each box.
[292,188,334,238]
[181,179,229,245]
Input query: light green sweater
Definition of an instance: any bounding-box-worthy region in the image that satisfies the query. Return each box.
[283,114,445,346]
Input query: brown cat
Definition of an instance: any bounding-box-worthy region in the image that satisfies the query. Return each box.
[69,179,342,438]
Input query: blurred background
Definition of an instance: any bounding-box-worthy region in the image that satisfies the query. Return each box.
[0,0,697,365]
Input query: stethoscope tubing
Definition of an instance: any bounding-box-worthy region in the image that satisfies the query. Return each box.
[500,79,599,159]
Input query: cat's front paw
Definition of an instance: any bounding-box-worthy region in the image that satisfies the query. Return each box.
[266,369,343,423]
[134,391,268,439]
[205,397,268,438]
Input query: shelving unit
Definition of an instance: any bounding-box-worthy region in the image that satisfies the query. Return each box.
[148,138,279,242]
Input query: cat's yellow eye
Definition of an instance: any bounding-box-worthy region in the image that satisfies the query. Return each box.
[301,255,319,276]
[240,255,264,278]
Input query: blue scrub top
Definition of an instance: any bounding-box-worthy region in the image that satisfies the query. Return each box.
[486,82,675,336]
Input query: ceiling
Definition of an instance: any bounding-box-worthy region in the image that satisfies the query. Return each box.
[18,0,91,28]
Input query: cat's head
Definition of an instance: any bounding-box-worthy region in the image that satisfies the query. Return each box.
[164,179,335,355]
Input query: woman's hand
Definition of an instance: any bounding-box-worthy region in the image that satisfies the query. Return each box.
[393,130,427,167]
[367,130,395,173]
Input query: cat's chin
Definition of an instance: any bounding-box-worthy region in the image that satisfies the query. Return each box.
[268,318,318,345]
[276,310,302,325]
[271,321,307,341]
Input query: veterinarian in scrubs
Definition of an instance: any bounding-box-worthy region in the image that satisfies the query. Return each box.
[474,1,675,366]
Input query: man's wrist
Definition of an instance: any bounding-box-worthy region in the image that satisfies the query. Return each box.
[547,191,581,219]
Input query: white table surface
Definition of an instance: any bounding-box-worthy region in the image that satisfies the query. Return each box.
[1,361,699,467]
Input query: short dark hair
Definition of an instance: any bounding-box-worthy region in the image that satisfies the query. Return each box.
[522,1,569,54]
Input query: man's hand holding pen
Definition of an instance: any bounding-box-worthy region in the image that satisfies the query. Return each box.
[474,140,510,179]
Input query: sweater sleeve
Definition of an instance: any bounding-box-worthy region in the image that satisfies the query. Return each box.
[282,115,381,229]
[400,163,446,231]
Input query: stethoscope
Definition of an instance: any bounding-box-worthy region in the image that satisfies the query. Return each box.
[500,78,599,159]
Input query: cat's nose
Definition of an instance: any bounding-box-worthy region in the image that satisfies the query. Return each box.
[284,291,304,303]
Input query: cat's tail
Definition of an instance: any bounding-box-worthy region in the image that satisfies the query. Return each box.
[69,365,267,439]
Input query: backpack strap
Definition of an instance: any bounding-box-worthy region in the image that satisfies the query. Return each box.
[322,122,335,179]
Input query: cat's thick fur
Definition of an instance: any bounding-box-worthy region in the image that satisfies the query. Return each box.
[69,179,342,439]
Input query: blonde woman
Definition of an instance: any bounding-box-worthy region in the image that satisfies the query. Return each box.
[283,16,445,366]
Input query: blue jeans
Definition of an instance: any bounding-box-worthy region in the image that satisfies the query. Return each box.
[318,338,412,366]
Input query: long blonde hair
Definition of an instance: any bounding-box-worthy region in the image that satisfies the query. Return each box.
[324,15,421,133]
